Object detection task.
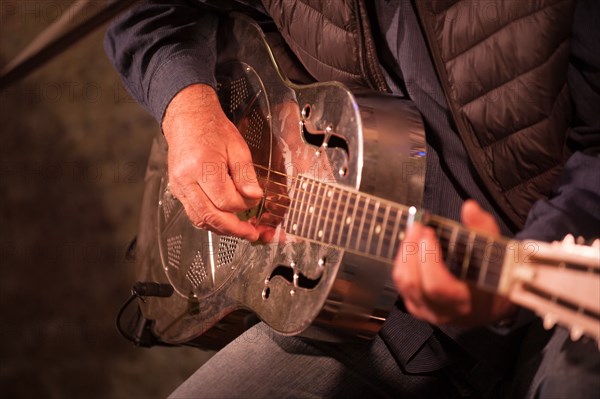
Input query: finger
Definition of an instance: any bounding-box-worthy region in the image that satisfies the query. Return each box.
[418,227,471,316]
[168,146,258,213]
[393,223,426,309]
[461,200,500,235]
[226,132,263,200]
[179,183,259,242]
[199,164,261,212]
[403,297,443,325]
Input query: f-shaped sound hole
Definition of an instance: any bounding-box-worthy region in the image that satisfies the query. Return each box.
[301,122,349,156]
[267,265,322,289]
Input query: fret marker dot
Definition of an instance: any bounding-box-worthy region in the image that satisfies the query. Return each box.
[399,232,405,241]
[292,223,297,231]
[309,206,314,213]
[302,183,307,189]
[327,190,333,197]
[346,217,352,225]
[318,230,323,238]
[375,225,381,234]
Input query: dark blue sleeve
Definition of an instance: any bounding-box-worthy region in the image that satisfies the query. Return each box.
[104,0,219,124]
[517,0,600,243]
[517,153,600,242]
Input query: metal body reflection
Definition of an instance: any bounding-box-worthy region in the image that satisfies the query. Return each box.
[150,15,426,344]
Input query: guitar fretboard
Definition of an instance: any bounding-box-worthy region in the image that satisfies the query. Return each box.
[284,175,508,291]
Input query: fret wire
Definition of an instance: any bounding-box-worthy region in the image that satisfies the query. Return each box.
[306,180,322,239]
[345,193,360,249]
[298,176,312,238]
[388,208,403,259]
[377,204,391,258]
[365,200,380,253]
[462,253,503,276]
[446,226,459,263]
[441,226,506,288]
[311,180,326,240]
[435,224,444,241]
[284,177,297,232]
[282,184,506,280]
[294,177,321,238]
[461,232,475,280]
[291,176,302,232]
[286,175,296,233]
[444,230,464,276]
[438,225,503,276]
[275,175,507,280]
[321,184,335,243]
[265,172,411,234]
[317,180,330,241]
[308,179,321,238]
[484,241,506,288]
[371,202,386,256]
[306,180,321,237]
[288,175,301,234]
[356,196,370,252]
[281,179,290,232]
[339,190,352,247]
[349,195,364,250]
[468,237,489,283]
[328,186,343,244]
[295,175,310,236]
[279,189,507,288]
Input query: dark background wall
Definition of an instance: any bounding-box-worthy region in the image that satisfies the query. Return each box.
[0,1,213,397]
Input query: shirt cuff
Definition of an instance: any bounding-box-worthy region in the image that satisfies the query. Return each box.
[146,53,218,126]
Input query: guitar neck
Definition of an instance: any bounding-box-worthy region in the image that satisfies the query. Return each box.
[284,175,509,292]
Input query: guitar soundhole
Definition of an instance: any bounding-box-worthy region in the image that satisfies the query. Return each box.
[266,265,322,289]
[301,122,350,155]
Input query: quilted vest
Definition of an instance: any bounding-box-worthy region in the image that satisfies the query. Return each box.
[261,0,576,229]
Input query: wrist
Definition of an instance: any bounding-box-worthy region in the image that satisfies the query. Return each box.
[162,83,219,137]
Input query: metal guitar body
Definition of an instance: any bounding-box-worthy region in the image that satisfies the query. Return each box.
[144,15,426,345]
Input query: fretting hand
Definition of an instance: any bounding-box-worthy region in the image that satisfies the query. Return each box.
[393,200,517,326]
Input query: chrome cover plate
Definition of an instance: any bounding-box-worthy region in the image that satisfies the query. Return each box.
[150,15,426,343]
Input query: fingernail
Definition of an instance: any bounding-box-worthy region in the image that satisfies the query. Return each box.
[466,199,480,210]
[408,222,423,235]
[244,184,263,197]
[423,227,437,241]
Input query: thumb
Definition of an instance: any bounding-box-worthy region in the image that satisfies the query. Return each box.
[227,135,263,199]
[461,200,500,236]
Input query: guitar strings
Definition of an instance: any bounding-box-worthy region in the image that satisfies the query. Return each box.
[257,185,416,240]
[255,174,501,248]
[254,184,503,279]
[255,169,506,247]
[255,174,494,247]
[202,164,506,281]
[253,164,407,227]
[252,221,501,285]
